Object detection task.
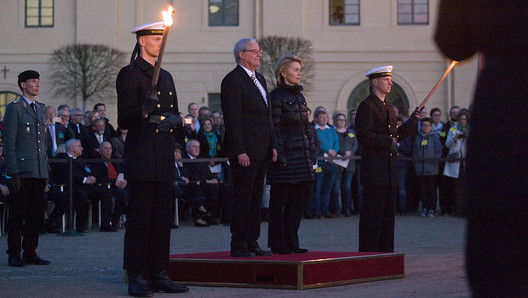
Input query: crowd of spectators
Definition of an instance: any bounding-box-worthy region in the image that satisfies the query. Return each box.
[0,100,470,234]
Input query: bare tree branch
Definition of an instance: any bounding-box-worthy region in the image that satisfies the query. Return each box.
[49,44,125,111]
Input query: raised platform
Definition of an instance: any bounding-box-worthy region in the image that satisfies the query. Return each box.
[168,251,404,290]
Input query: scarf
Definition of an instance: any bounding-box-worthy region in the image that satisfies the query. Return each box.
[204,131,218,157]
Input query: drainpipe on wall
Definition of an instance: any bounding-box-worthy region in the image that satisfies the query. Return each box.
[255,0,262,39]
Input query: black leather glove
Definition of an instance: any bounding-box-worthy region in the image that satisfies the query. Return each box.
[277,154,287,167]
[10,173,21,194]
[410,106,424,120]
[142,86,159,114]
[156,113,183,132]
[390,139,399,155]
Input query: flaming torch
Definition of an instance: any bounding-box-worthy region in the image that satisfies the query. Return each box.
[151,5,174,87]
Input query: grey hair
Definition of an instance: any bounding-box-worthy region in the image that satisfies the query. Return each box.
[185,139,200,152]
[65,138,81,153]
[100,141,112,151]
[275,54,303,85]
[233,38,256,63]
[70,107,82,115]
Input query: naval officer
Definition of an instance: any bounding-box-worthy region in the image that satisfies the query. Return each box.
[116,21,187,296]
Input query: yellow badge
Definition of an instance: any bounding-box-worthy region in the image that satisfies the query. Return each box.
[439,131,446,137]
[315,166,322,173]
[421,139,428,146]
[348,133,355,138]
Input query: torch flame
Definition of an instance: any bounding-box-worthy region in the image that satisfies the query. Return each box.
[162,5,174,27]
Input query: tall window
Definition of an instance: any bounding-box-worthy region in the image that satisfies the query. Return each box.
[209,0,239,26]
[208,93,222,113]
[25,0,54,27]
[0,91,21,121]
[329,0,360,26]
[397,0,428,25]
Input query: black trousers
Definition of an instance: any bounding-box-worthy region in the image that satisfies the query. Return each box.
[467,215,528,297]
[110,186,128,225]
[358,186,395,252]
[418,175,438,211]
[75,185,113,229]
[45,187,68,226]
[230,160,267,251]
[6,178,46,256]
[439,175,457,215]
[123,180,172,275]
[267,182,308,250]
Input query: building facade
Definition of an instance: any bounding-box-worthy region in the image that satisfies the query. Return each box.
[0,0,478,125]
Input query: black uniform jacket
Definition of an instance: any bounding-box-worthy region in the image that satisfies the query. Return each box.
[116,56,179,182]
[220,65,276,161]
[355,93,416,187]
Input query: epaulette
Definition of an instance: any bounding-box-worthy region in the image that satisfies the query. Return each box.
[449,126,457,132]
[35,100,46,106]
[11,98,21,104]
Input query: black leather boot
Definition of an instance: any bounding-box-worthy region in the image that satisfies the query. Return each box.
[127,272,152,297]
[147,270,189,293]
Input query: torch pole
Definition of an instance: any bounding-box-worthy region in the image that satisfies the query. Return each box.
[151,6,174,87]
[418,60,458,110]
[152,27,171,87]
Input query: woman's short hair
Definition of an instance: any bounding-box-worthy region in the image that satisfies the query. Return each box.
[85,110,100,127]
[333,112,346,124]
[275,54,303,85]
[198,117,214,134]
[457,108,469,119]
[313,109,327,120]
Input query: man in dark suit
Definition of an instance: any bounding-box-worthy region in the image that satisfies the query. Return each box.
[90,141,128,228]
[84,118,112,158]
[4,70,50,267]
[69,107,89,141]
[117,21,187,296]
[53,139,115,233]
[94,103,116,138]
[46,108,74,157]
[221,38,277,258]
[355,66,418,253]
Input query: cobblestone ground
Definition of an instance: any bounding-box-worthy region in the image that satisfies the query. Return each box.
[0,213,470,297]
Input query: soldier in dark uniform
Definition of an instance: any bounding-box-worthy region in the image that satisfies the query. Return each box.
[116,21,187,297]
[4,70,50,267]
[436,1,528,296]
[355,66,418,252]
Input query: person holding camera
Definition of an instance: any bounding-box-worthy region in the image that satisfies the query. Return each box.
[442,109,469,216]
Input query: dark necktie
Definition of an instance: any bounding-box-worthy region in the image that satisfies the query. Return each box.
[251,74,267,106]
[30,102,36,115]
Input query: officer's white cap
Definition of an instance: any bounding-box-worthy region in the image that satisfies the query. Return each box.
[365,65,393,79]
[131,21,165,36]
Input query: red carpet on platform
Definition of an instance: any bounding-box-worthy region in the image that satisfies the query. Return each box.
[168,251,404,289]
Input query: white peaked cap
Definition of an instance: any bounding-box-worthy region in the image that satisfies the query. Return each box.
[365,65,393,79]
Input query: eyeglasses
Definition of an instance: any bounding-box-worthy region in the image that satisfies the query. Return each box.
[243,49,263,54]
[336,118,346,122]
[73,114,82,117]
